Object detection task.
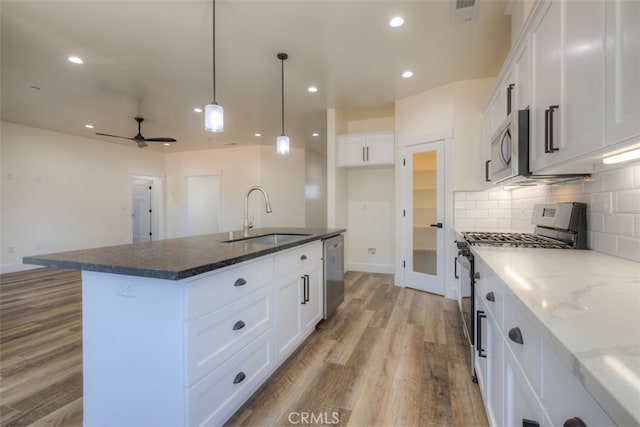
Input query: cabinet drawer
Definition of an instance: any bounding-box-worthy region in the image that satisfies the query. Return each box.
[543,343,614,426]
[481,266,505,332]
[274,241,322,278]
[186,286,273,385]
[186,329,273,427]
[186,256,273,320]
[504,293,543,396]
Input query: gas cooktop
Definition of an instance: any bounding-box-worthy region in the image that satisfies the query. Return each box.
[461,231,571,249]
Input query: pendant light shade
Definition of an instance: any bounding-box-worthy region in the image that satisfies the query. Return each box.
[205,0,223,132]
[277,52,289,155]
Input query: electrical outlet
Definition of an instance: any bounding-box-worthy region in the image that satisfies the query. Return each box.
[117,283,136,298]
[368,247,376,256]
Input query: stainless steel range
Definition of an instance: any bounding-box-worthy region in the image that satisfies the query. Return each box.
[454,202,587,381]
[463,202,588,249]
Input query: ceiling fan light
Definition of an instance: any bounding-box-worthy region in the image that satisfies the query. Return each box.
[205,102,224,132]
[277,135,290,155]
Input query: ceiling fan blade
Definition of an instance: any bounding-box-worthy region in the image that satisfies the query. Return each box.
[144,137,177,143]
[95,132,134,141]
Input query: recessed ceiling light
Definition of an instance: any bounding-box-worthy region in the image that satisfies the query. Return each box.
[402,70,414,78]
[163,143,171,146]
[67,56,84,64]
[307,86,318,93]
[225,142,237,146]
[312,132,319,137]
[389,16,405,27]
[255,133,262,137]
[193,107,203,113]
[84,124,94,129]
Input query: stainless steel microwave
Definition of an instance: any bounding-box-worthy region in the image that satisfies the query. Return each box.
[489,109,529,183]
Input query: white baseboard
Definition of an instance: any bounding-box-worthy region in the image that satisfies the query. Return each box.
[347,263,395,275]
[1,263,44,274]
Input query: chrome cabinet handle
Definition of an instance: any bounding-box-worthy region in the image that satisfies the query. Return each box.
[233,372,246,384]
[509,327,524,345]
[234,278,247,287]
[232,320,246,331]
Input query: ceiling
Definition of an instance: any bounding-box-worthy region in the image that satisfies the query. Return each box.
[0,0,511,155]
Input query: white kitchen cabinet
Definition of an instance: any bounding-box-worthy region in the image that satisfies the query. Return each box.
[504,347,545,427]
[530,0,604,172]
[604,0,640,146]
[275,241,323,363]
[337,132,394,167]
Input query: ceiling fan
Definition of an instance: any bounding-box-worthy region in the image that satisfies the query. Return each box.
[96,117,176,148]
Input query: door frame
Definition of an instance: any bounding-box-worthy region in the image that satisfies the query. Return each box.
[395,128,454,297]
[129,174,164,242]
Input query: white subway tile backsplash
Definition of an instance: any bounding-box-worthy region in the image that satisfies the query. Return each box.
[592,232,618,256]
[618,190,640,213]
[604,214,635,236]
[454,192,466,201]
[619,237,640,262]
[455,162,638,262]
[603,168,634,192]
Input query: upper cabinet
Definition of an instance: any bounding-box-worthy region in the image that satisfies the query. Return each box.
[604,0,640,146]
[483,0,639,179]
[337,132,395,167]
[530,0,604,172]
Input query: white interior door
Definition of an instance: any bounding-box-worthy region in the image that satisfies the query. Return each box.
[401,141,445,295]
[132,179,152,243]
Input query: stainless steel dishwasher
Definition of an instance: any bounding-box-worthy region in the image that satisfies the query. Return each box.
[323,234,344,319]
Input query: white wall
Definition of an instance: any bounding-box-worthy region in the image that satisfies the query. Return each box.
[304,150,327,228]
[1,121,165,272]
[164,145,308,237]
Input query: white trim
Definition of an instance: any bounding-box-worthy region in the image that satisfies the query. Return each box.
[347,263,395,275]
[397,127,454,148]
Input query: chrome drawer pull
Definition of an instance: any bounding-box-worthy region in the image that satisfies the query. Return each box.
[486,292,495,302]
[233,372,246,384]
[300,254,307,260]
[234,278,247,287]
[232,320,246,331]
[509,327,524,345]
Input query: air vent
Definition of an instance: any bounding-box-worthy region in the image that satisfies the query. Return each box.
[451,0,477,24]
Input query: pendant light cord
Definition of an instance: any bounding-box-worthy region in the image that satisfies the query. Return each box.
[212,0,216,104]
[281,57,285,136]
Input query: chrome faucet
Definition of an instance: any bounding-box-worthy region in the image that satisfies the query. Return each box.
[243,186,272,236]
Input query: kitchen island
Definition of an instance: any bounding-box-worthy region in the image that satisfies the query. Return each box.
[23,227,345,427]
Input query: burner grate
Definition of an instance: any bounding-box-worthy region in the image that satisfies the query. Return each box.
[461,232,571,249]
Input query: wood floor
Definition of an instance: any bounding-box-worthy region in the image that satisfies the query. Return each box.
[0,268,487,427]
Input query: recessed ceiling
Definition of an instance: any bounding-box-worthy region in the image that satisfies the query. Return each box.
[0,0,511,155]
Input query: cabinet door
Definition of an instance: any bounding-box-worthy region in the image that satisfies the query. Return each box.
[275,274,303,362]
[337,135,367,166]
[560,0,604,157]
[604,0,640,146]
[514,41,530,111]
[504,349,545,427]
[300,262,323,334]
[530,0,561,172]
[365,133,395,165]
[474,296,488,393]
[486,312,504,427]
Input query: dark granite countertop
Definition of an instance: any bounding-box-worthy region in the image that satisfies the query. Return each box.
[23,227,345,280]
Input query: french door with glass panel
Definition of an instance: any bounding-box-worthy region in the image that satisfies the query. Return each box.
[401,140,445,295]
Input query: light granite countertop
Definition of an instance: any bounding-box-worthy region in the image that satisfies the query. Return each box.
[471,246,640,426]
[23,227,345,280]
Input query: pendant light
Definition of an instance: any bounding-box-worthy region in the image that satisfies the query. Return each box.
[276,52,290,155]
[205,0,223,132]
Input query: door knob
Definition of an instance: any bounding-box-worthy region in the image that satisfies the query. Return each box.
[430,222,443,228]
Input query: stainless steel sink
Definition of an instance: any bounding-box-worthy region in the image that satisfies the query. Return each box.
[223,233,311,245]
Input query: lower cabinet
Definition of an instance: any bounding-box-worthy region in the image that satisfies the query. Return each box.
[473,256,615,427]
[275,242,323,363]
